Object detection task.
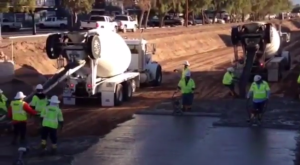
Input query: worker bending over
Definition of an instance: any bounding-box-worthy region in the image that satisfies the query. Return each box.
[30,84,48,127]
[0,89,8,115]
[222,67,238,97]
[174,61,190,79]
[8,92,37,145]
[40,95,64,154]
[247,75,270,122]
[177,71,196,111]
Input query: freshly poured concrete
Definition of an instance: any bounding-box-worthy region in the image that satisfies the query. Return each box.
[72,115,297,165]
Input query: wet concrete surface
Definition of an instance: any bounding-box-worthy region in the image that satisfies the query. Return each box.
[72,116,297,165]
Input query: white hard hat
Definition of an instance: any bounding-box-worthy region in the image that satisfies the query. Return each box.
[254,75,262,82]
[35,84,43,90]
[183,61,190,66]
[0,89,3,94]
[14,91,26,99]
[227,67,234,72]
[185,70,191,77]
[49,95,60,103]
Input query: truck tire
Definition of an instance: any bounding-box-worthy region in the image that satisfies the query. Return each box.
[46,34,61,59]
[60,24,66,29]
[86,35,101,59]
[152,64,162,86]
[114,84,123,106]
[265,23,272,44]
[123,81,133,101]
[231,26,239,45]
[282,51,291,70]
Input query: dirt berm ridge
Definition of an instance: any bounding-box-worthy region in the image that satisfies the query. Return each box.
[1,19,300,87]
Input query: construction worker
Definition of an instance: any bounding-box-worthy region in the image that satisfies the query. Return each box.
[30,84,48,127]
[0,89,8,116]
[174,61,190,79]
[247,75,270,122]
[177,70,196,111]
[222,67,238,97]
[7,91,37,145]
[40,95,63,154]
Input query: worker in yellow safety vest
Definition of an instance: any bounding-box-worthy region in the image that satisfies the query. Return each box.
[222,67,238,97]
[40,95,63,154]
[177,70,196,111]
[174,61,190,80]
[0,89,8,115]
[247,75,270,122]
[30,84,48,128]
[8,91,37,145]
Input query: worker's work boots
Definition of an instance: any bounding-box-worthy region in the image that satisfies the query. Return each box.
[51,145,57,155]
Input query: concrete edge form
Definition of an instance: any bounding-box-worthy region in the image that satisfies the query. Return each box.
[213,121,300,130]
[136,109,222,117]
[0,60,14,84]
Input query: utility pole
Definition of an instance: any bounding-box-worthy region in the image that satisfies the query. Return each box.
[185,0,188,27]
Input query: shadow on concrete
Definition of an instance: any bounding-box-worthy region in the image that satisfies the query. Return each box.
[218,34,232,47]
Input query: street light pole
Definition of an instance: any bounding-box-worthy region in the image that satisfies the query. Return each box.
[185,0,188,27]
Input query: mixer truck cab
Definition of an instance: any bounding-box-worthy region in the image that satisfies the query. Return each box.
[39,28,162,107]
[230,22,291,97]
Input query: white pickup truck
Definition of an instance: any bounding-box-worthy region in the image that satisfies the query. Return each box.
[1,19,22,31]
[114,15,138,33]
[81,15,118,32]
[38,17,67,29]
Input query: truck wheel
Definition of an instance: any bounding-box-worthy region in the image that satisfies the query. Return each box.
[114,84,123,106]
[123,81,133,101]
[60,24,66,29]
[152,65,162,86]
[122,26,127,33]
[265,23,273,44]
[46,34,61,59]
[39,24,44,29]
[231,26,239,45]
[87,35,101,59]
[282,51,291,70]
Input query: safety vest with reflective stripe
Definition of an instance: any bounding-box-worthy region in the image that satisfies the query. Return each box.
[178,78,196,94]
[249,81,270,99]
[30,95,48,113]
[222,72,234,85]
[41,106,63,129]
[11,100,27,121]
[0,94,8,111]
[181,68,190,79]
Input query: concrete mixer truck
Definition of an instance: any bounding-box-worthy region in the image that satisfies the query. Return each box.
[230,22,291,97]
[30,29,162,106]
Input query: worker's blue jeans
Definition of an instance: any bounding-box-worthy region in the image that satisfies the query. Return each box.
[252,101,266,114]
[182,93,194,106]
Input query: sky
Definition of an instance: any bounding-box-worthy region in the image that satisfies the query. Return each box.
[293,0,300,4]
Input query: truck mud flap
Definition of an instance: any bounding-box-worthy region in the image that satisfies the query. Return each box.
[24,62,86,102]
[238,50,255,98]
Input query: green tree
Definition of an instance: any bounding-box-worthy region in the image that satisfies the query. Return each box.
[10,0,37,34]
[189,0,212,24]
[155,0,173,27]
[61,0,95,30]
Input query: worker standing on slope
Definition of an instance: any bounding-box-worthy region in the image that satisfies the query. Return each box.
[8,91,37,145]
[174,61,190,80]
[0,89,8,116]
[40,95,64,154]
[222,67,238,97]
[30,84,48,128]
[177,71,196,111]
[247,75,270,122]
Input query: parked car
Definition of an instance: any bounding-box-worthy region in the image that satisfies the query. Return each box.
[38,17,67,29]
[81,15,118,32]
[114,15,138,33]
[1,19,22,31]
[148,16,183,27]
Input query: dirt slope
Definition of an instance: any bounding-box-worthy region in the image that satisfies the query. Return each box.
[1,19,300,137]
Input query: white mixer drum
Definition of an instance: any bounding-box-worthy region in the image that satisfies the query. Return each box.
[265,26,280,58]
[94,29,131,78]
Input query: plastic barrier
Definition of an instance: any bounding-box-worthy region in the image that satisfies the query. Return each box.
[0,60,14,84]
